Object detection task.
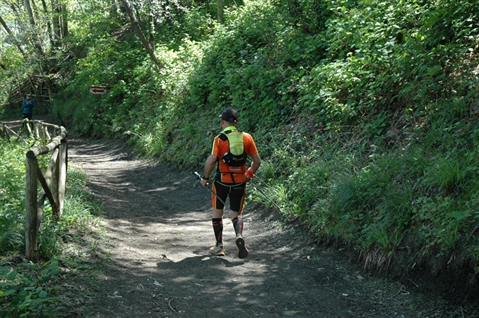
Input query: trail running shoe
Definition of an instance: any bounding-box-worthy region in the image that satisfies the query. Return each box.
[209,245,225,256]
[235,237,248,259]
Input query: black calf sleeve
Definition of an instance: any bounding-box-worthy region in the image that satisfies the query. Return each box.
[212,218,223,245]
[232,217,244,237]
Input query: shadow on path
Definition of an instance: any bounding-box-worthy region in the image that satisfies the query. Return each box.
[65,138,443,318]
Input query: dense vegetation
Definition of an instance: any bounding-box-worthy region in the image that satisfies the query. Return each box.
[3,0,479,305]
[0,137,103,316]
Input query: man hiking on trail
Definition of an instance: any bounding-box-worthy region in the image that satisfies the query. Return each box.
[22,93,35,120]
[201,108,261,259]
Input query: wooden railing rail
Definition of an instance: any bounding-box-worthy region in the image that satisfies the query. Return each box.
[0,119,68,262]
[0,119,61,144]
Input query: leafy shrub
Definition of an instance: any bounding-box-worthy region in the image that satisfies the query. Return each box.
[0,140,27,255]
[0,260,63,317]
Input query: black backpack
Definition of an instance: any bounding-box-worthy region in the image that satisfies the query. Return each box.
[219,130,247,167]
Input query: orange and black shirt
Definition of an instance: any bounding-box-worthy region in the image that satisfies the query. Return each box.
[211,127,258,184]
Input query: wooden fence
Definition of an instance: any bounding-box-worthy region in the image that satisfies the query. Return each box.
[1,120,53,144]
[0,120,68,262]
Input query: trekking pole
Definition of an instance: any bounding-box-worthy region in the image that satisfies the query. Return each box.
[194,171,228,207]
[247,180,282,213]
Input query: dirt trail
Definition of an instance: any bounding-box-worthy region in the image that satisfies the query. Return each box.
[66,138,454,318]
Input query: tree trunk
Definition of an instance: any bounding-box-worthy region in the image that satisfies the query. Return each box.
[52,0,60,44]
[24,0,45,55]
[61,3,68,39]
[25,0,36,30]
[217,0,224,24]
[119,0,163,71]
[40,0,55,48]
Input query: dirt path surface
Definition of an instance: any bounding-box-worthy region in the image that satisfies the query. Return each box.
[66,138,457,318]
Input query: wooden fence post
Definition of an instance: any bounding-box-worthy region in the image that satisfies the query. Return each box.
[1,124,10,141]
[34,121,40,140]
[25,156,39,262]
[58,139,67,217]
[26,120,33,137]
[52,149,60,221]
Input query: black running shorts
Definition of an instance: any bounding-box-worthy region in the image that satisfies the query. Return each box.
[211,181,246,213]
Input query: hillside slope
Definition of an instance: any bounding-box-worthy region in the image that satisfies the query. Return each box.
[64,138,474,317]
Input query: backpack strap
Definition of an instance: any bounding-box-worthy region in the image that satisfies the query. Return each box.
[219,133,228,141]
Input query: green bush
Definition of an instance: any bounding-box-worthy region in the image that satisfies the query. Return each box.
[0,261,63,318]
[0,140,27,255]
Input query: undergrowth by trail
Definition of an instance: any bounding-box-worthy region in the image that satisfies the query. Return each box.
[0,137,104,317]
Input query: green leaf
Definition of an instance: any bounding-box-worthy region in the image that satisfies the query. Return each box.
[6,270,17,280]
[450,210,472,221]
[1,288,17,297]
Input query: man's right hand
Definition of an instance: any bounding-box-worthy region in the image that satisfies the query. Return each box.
[245,167,255,180]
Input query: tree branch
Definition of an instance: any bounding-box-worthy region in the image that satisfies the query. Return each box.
[0,13,26,55]
[119,0,163,71]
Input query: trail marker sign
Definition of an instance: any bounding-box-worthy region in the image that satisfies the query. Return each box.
[90,86,109,94]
